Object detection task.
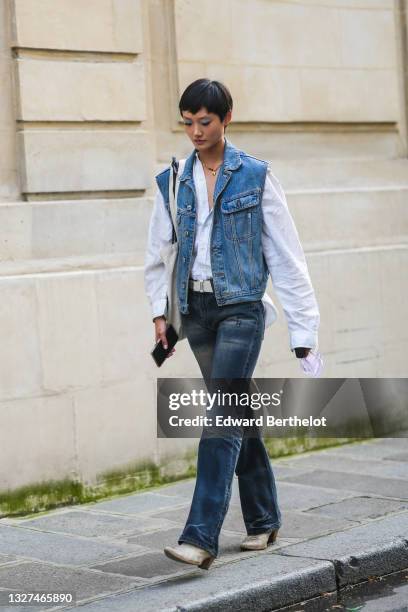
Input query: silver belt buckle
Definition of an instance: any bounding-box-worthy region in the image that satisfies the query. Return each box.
[199,280,204,293]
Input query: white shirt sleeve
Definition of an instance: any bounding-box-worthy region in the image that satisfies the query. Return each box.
[144,187,173,320]
[261,165,320,351]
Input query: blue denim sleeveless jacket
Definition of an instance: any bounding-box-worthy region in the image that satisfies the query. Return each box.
[155,139,269,315]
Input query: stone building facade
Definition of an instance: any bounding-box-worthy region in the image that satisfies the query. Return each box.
[0,0,407,492]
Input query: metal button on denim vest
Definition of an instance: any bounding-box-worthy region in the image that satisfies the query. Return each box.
[155,139,269,315]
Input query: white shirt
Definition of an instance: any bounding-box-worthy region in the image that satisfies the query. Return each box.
[144,153,320,351]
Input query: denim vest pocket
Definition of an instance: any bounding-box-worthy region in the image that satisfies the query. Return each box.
[221,190,260,241]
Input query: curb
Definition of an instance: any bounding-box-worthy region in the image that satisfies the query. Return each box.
[330,537,408,589]
[64,537,408,611]
[172,538,408,611]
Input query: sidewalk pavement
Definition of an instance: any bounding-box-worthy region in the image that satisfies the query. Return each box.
[1,436,408,611]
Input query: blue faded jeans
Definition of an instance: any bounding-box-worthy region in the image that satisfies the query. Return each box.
[178,287,282,557]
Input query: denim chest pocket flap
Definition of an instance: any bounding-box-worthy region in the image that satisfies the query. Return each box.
[221,189,260,240]
[221,189,260,214]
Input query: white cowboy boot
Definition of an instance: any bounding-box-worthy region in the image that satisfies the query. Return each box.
[240,528,279,551]
[164,543,215,570]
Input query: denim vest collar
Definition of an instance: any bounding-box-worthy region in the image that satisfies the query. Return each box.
[178,138,242,184]
[178,138,242,212]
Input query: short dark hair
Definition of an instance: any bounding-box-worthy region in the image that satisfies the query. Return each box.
[179,79,233,124]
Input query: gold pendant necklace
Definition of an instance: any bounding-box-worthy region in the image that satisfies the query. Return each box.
[200,159,222,176]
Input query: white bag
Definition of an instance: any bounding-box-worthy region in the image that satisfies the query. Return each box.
[159,159,186,341]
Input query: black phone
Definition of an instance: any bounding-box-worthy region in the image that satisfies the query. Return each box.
[294,347,309,358]
[151,324,179,367]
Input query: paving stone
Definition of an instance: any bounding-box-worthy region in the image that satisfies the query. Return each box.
[288,454,408,480]
[150,503,245,533]
[310,440,408,462]
[13,510,173,539]
[83,492,189,515]
[145,506,190,527]
[384,451,408,462]
[0,524,144,566]
[282,469,408,499]
[221,503,252,533]
[279,510,356,539]
[376,437,408,446]
[0,560,138,609]
[154,480,196,499]
[65,554,335,612]
[306,496,408,521]
[158,477,245,505]
[91,551,197,580]
[271,464,315,480]
[276,481,357,511]
[127,526,184,549]
[229,479,244,504]
[0,554,16,566]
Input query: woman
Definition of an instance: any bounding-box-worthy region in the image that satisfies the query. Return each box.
[144,79,320,570]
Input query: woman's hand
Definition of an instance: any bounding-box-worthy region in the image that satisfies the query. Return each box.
[154,316,176,358]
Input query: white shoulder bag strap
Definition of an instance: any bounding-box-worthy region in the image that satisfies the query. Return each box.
[168,158,186,236]
[162,158,187,341]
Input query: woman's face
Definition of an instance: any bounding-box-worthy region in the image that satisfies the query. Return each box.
[181,107,231,151]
